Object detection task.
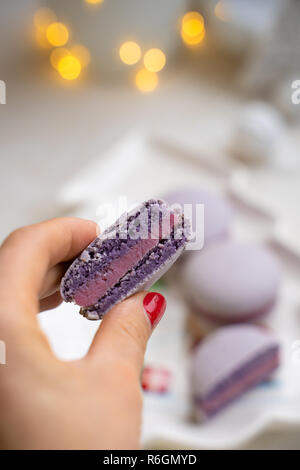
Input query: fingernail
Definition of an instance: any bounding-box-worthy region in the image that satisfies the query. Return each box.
[143,292,166,329]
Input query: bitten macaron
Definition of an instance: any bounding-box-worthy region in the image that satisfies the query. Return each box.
[61,199,190,320]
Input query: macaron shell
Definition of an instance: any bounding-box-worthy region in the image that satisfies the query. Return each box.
[183,241,280,321]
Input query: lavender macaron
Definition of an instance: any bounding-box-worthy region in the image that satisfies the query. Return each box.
[183,240,280,324]
[191,324,280,420]
[163,188,233,248]
[61,199,190,320]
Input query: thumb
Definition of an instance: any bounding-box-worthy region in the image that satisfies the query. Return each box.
[86,291,166,374]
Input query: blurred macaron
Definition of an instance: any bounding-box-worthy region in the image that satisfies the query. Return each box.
[163,188,233,249]
[183,240,281,324]
[191,324,280,420]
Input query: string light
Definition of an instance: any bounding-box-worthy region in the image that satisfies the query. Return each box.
[46,22,69,47]
[135,68,158,93]
[181,11,206,46]
[143,48,166,73]
[33,9,87,82]
[70,44,91,68]
[119,41,141,65]
[34,7,57,32]
[57,55,82,80]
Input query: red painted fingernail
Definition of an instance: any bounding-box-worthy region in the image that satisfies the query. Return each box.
[143,292,166,329]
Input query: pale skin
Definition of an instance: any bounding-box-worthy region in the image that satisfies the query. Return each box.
[0,218,159,449]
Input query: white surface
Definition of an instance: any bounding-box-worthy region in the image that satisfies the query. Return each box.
[39,133,300,449]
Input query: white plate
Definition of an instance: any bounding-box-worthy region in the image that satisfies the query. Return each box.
[38,132,300,449]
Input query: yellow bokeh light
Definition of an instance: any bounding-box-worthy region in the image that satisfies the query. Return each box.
[57,55,82,80]
[34,7,57,32]
[143,48,166,73]
[70,44,91,68]
[182,18,204,37]
[85,0,104,4]
[46,22,69,47]
[119,41,141,65]
[181,11,206,46]
[50,48,70,70]
[181,27,206,46]
[214,1,229,22]
[135,68,158,93]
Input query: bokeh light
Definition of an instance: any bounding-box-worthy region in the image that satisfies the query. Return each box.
[135,68,158,93]
[46,22,69,47]
[119,41,141,65]
[85,0,104,4]
[182,12,204,36]
[57,55,82,80]
[143,48,166,73]
[70,45,91,68]
[181,11,206,46]
[34,7,57,32]
[181,28,206,46]
[214,1,229,22]
[50,48,70,70]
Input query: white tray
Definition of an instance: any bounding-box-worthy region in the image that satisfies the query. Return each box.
[39,132,300,449]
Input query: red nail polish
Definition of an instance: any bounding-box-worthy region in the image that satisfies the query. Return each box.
[143,292,166,329]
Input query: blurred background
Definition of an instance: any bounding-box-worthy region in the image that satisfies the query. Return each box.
[1,0,300,450]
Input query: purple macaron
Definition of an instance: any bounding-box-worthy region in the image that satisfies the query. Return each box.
[183,240,280,324]
[163,188,233,248]
[61,199,190,320]
[191,324,280,420]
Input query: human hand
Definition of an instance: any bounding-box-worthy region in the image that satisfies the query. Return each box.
[0,218,166,449]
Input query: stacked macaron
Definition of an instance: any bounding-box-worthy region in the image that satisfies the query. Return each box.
[163,186,281,419]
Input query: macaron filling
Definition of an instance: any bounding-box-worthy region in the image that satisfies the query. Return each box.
[62,200,175,302]
[74,237,158,307]
[195,346,279,418]
[80,223,188,319]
